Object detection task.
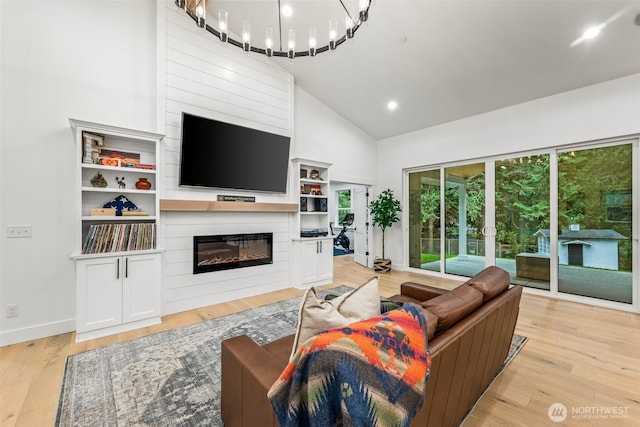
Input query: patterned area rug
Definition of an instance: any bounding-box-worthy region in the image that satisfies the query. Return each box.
[55,287,527,426]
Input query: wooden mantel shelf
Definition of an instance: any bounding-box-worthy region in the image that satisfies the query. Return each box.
[160,199,298,213]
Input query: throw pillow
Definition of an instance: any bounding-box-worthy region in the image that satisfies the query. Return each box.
[290,276,380,360]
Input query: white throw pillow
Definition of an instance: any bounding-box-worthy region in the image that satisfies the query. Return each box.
[290,276,380,360]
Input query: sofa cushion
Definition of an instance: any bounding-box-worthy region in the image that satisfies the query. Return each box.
[466,266,510,302]
[290,276,380,359]
[422,284,483,333]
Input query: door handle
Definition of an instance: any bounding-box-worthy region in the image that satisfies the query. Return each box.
[116,258,120,279]
[482,226,496,237]
[125,258,129,278]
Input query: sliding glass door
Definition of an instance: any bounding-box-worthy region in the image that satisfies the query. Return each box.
[557,143,633,304]
[408,170,441,272]
[408,163,488,278]
[407,138,636,308]
[444,164,486,277]
[495,154,551,290]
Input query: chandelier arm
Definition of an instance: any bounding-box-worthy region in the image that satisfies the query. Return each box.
[277,0,283,52]
[180,2,370,59]
[338,0,355,25]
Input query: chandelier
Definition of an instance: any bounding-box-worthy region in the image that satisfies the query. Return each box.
[174,0,372,59]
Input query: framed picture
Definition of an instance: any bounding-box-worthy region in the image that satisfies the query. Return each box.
[300,168,308,179]
[100,148,141,167]
[82,131,105,164]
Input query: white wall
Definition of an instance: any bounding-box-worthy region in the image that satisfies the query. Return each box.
[375,74,640,270]
[159,1,295,315]
[294,87,376,185]
[0,0,158,345]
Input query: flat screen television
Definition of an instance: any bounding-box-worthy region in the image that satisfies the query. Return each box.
[179,113,291,193]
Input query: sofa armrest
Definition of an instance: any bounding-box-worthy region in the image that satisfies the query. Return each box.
[221,335,284,427]
[400,282,448,301]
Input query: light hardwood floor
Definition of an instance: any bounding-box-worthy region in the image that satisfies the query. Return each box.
[1,256,638,426]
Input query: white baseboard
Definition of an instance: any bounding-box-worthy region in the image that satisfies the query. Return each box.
[0,318,75,346]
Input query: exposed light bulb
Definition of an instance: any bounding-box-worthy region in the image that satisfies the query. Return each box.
[359,0,369,22]
[309,27,317,57]
[387,100,398,111]
[242,21,251,52]
[195,0,206,28]
[218,9,228,42]
[288,29,296,59]
[282,5,293,17]
[346,16,354,38]
[265,27,274,57]
[329,20,338,50]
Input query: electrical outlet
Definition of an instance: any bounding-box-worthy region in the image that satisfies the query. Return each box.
[6,225,32,238]
[6,304,19,318]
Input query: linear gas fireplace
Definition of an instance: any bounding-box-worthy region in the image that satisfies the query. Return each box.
[193,233,273,274]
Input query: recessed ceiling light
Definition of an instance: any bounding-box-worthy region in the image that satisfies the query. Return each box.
[281,5,293,17]
[582,26,601,40]
[387,100,398,111]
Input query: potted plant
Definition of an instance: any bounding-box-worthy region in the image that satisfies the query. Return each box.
[369,188,401,272]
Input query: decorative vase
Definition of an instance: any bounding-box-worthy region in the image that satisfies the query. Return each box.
[135,177,152,190]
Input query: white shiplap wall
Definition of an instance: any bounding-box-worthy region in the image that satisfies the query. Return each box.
[160,1,295,315]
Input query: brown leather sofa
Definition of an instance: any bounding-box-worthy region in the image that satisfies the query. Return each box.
[220,266,523,427]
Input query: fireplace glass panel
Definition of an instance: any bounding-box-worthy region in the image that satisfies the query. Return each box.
[194,233,273,274]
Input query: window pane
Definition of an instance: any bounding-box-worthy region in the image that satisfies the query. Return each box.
[408,170,441,271]
[495,154,550,290]
[338,190,351,209]
[557,144,632,304]
[444,163,485,277]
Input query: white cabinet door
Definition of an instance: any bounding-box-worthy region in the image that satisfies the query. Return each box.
[300,240,322,284]
[122,253,161,323]
[76,257,122,333]
[316,238,334,282]
[299,238,334,285]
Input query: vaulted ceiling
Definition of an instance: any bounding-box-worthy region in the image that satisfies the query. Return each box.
[212,0,640,140]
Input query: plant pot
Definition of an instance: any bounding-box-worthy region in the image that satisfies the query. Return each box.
[135,178,152,190]
[374,258,392,273]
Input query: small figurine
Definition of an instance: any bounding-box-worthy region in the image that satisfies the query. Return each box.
[91,138,104,164]
[115,176,126,189]
[90,171,108,188]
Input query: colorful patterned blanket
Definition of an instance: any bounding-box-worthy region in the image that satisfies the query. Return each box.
[268,303,431,427]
